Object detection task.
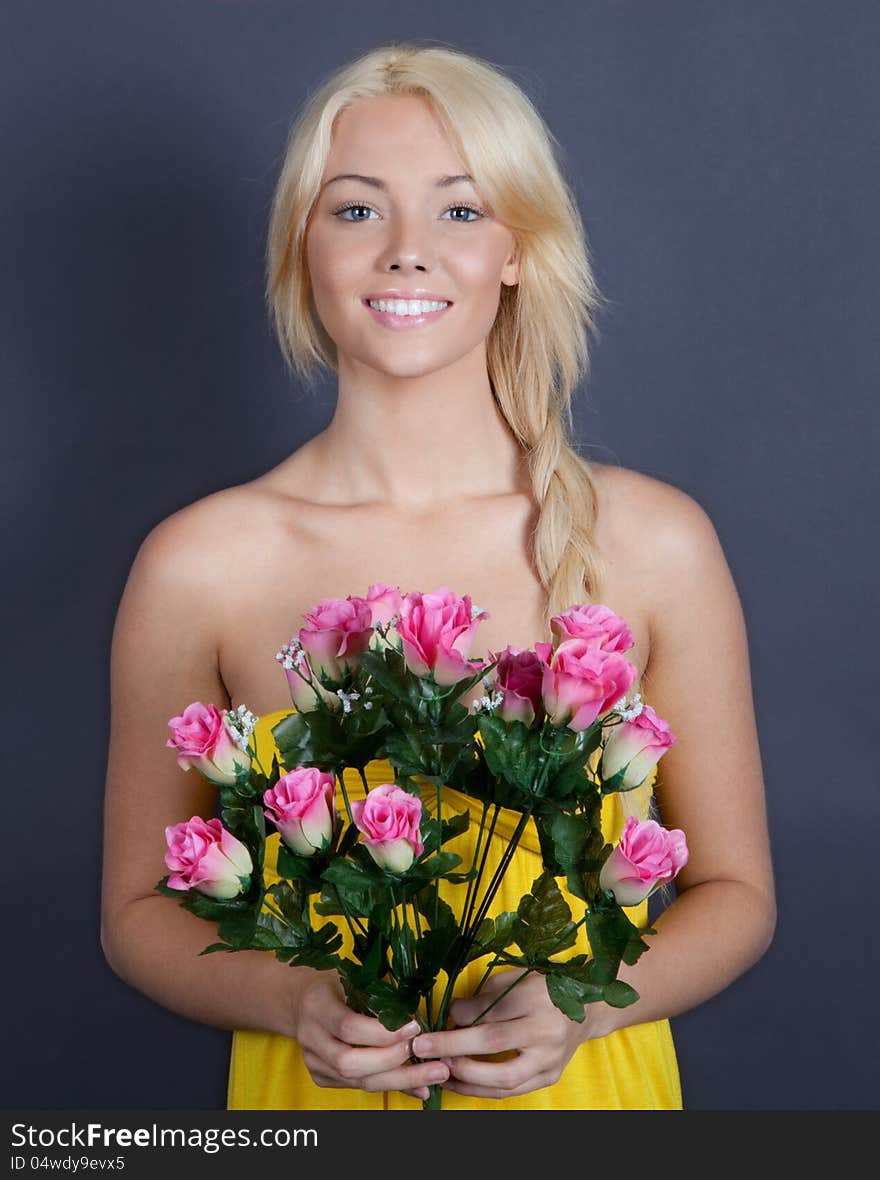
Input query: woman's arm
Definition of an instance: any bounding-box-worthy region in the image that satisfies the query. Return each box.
[100,505,448,1100]
[413,478,777,1096]
[572,480,776,1035]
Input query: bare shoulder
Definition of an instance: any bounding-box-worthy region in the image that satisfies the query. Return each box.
[589,460,731,609]
[132,479,280,581]
[591,460,717,546]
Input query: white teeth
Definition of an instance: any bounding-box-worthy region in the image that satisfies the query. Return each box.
[367,299,449,315]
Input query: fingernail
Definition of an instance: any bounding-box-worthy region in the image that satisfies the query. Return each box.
[400,1021,421,1037]
[412,1036,433,1055]
[428,1066,448,1082]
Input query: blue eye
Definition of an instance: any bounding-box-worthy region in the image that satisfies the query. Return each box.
[331,202,485,222]
[443,204,484,221]
[333,204,379,222]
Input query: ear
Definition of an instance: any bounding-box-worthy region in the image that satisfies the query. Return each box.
[501,243,520,288]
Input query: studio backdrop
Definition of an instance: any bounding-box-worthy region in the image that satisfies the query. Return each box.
[3,0,877,1110]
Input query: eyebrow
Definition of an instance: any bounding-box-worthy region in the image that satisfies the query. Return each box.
[322,173,475,191]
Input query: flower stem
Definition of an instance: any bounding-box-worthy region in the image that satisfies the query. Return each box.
[469,968,534,1025]
[337,768,356,827]
[422,1083,443,1110]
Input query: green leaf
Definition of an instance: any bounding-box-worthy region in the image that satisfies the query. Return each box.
[536,811,596,902]
[512,872,577,961]
[341,976,420,1032]
[602,979,640,1008]
[218,908,259,949]
[358,648,414,705]
[546,973,588,1022]
[274,922,345,970]
[440,809,470,844]
[271,711,320,770]
[416,886,456,931]
[542,760,592,804]
[416,926,462,979]
[477,715,544,797]
[389,923,418,983]
[465,912,518,963]
[405,850,463,882]
[322,858,386,917]
[276,842,319,882]
[587,902,654,982]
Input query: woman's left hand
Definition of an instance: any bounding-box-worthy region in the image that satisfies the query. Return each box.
[410,970,601,1099]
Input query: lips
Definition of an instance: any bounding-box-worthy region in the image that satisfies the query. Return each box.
[363,293,454,304]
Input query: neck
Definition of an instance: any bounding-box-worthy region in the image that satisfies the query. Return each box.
[306,350,531,510]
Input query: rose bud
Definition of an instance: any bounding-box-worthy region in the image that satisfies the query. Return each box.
[351,783,424,873]
[299,596,374,683]
[365,583,403,627]
[164,816,253,899]
[601,704,676,790]
[166,702,251,785]
[263,767,336,856]
[541,639,638,732]
[396,587,489,686]
[599,816,689,906]
[491,646,546,726]
[550,603,634,654]
[279,644,341,713]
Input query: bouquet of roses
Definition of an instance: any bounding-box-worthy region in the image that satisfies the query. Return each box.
[159,586,687,1109]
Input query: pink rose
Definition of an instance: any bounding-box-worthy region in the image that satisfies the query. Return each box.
[365,583,403,627]
[599,816,689,906]
[396,587,489,686]
[164,816,253,899]
[282,647,341,713]
[541,639,638,732]
[491,646,546,726]
[263,767,336,856]
[351,784,424,873]
[299,596,374,682]
[550,604,634,654]
[166,702,251,785]
[601,705,676,790]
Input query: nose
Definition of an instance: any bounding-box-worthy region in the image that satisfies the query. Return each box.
[381,212,434,274]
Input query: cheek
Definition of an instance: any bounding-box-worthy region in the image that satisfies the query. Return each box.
[305,222,363,304]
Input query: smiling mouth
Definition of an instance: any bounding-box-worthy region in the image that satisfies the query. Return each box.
[362,298,453,328]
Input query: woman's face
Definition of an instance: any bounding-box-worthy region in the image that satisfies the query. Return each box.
[305,93,519,379]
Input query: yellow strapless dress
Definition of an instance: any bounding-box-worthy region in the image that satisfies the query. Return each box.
[227,709,682,1110]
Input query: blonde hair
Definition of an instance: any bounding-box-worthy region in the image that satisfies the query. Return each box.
[266,40,609,618]
[265,40,653,821]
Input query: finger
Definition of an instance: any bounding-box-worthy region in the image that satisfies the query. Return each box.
[449,994,521,1025]
[443,1068,555,1100]
[355,1059,451,1095]
[447,1048,535,1090]
[331,1010,422,1049]
[412,1020,525,1060]
[327,1035,419,1082]
[450,981,534,1026]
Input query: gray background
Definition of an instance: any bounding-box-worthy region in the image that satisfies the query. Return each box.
[3,1,877,1110]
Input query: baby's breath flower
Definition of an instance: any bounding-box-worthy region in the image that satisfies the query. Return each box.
[336,689,361,715]
[275,638,306,672]
[472,690,504,714]
[223,703,260,751]
[613,692,644,722]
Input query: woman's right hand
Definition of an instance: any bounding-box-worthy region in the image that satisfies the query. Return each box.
[289,968,450,1101]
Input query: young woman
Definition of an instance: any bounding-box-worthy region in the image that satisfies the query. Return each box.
[100,41,776,1110]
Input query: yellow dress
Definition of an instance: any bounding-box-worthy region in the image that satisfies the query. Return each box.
[227,708,682,1110]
